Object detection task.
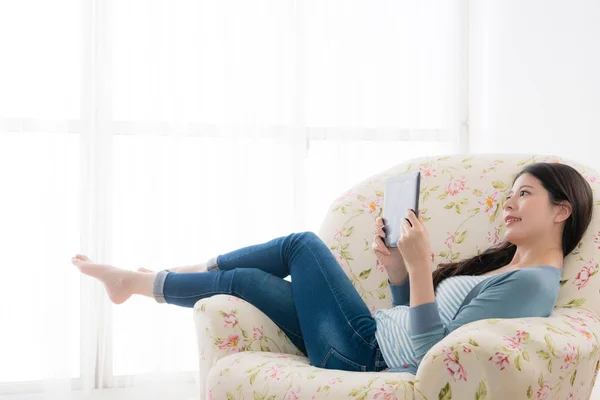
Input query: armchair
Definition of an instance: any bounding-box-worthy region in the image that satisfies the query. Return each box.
[194,154,600,399]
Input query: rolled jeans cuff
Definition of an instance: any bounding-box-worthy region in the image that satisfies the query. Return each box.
[153,270,170,304]
[206,256,221,272]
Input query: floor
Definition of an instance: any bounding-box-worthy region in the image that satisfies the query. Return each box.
[0,383,199,400]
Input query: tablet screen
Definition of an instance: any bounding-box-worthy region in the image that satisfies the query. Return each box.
[382,171,421,247]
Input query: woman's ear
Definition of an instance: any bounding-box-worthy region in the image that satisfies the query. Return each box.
[554,201,572,223]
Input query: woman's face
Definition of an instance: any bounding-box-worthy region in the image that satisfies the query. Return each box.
[502,173,568,245]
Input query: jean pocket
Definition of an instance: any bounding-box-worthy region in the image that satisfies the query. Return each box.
[321,348,367,372]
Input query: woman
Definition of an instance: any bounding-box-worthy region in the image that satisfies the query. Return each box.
[71,162,594,374]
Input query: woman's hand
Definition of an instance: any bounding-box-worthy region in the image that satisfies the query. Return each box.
[396,209,433,276]
[372,217,408,284]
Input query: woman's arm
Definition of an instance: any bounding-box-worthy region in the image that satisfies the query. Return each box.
[395,209,435,307]
[408,269,557,364]
[385,262,408,285]
[409,268,435,307]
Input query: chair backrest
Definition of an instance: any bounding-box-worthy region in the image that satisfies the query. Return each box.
[317,154,600,317]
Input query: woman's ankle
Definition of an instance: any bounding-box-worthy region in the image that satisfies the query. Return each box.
[206,256,221,272]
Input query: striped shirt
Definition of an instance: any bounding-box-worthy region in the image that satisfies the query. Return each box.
[373,266,562,374]
[374,275,492,370]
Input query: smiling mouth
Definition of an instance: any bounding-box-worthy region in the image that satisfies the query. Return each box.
[505,218,521,226]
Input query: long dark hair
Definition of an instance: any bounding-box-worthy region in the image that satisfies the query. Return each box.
[432,162,594,291]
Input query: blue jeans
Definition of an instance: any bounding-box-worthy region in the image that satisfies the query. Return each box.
[153,231,388,372]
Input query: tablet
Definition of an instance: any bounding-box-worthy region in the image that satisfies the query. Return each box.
[382,171,421,247]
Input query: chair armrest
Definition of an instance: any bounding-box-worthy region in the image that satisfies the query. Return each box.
[193,295,305,400]
[413,307,600,400]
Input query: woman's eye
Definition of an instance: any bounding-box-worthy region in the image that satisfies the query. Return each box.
[506,191,528,200]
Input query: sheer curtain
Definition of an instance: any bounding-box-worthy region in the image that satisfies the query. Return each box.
[0,0,465,398]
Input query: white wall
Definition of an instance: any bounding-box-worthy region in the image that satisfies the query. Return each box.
[469,0,600,170]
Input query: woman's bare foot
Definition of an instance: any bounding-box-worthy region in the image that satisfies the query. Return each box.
[71,254,134,305]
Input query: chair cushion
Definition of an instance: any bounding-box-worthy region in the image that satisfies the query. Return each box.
[206,351,416,399]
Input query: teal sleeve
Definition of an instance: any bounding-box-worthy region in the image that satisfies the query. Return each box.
[408,270,558,365]
[388,275,410,307]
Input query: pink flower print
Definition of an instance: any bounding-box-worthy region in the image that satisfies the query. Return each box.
[566,315,587,327]
[488,351,510,370]
[327,377,342,386]
[572,325,593,341]
[227,296,246,303]
[444,232,455,248]
[516,330,528,340]
[539,157,561,164]
[376,259,385,273]
[504,337,521,351]
[503,330,528,351]
[440,345,451,354]
[253,327,264,341]
[217,334,242,352]
[487,226,501,245]
[264,366,285,381]
[223,313,238,328]
[227,357,241,367]
[443,351,468,382]
[208,389,213,400]
[478,190,500,217]
[419,165,437,178]
[460,343,472,353]
[430,252,435,263]
[577,310,600,322]
[560,343,578,371]
[217,369,226,385]
[585,175,600,184]
[480,161,500,178]
[369,305,377,317]
[337,189,356,203]
[363,198,381,215]
[536,384,551,400]
[332,247,345,263]
[316,377,342,393]
[594,232,600,249]
[283,386,302,400]
[446,177,467,196]
[333,228,343,242]
[373,384,398,400]
[574,260,599,290]
[341,189,355,199]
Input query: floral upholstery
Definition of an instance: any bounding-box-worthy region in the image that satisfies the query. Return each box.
[194,154,600,399]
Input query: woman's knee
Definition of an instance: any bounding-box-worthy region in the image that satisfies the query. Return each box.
[288,231,322,248]
[300,231,319,241]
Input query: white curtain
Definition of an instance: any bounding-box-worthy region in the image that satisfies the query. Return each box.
[0,0,464,398]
